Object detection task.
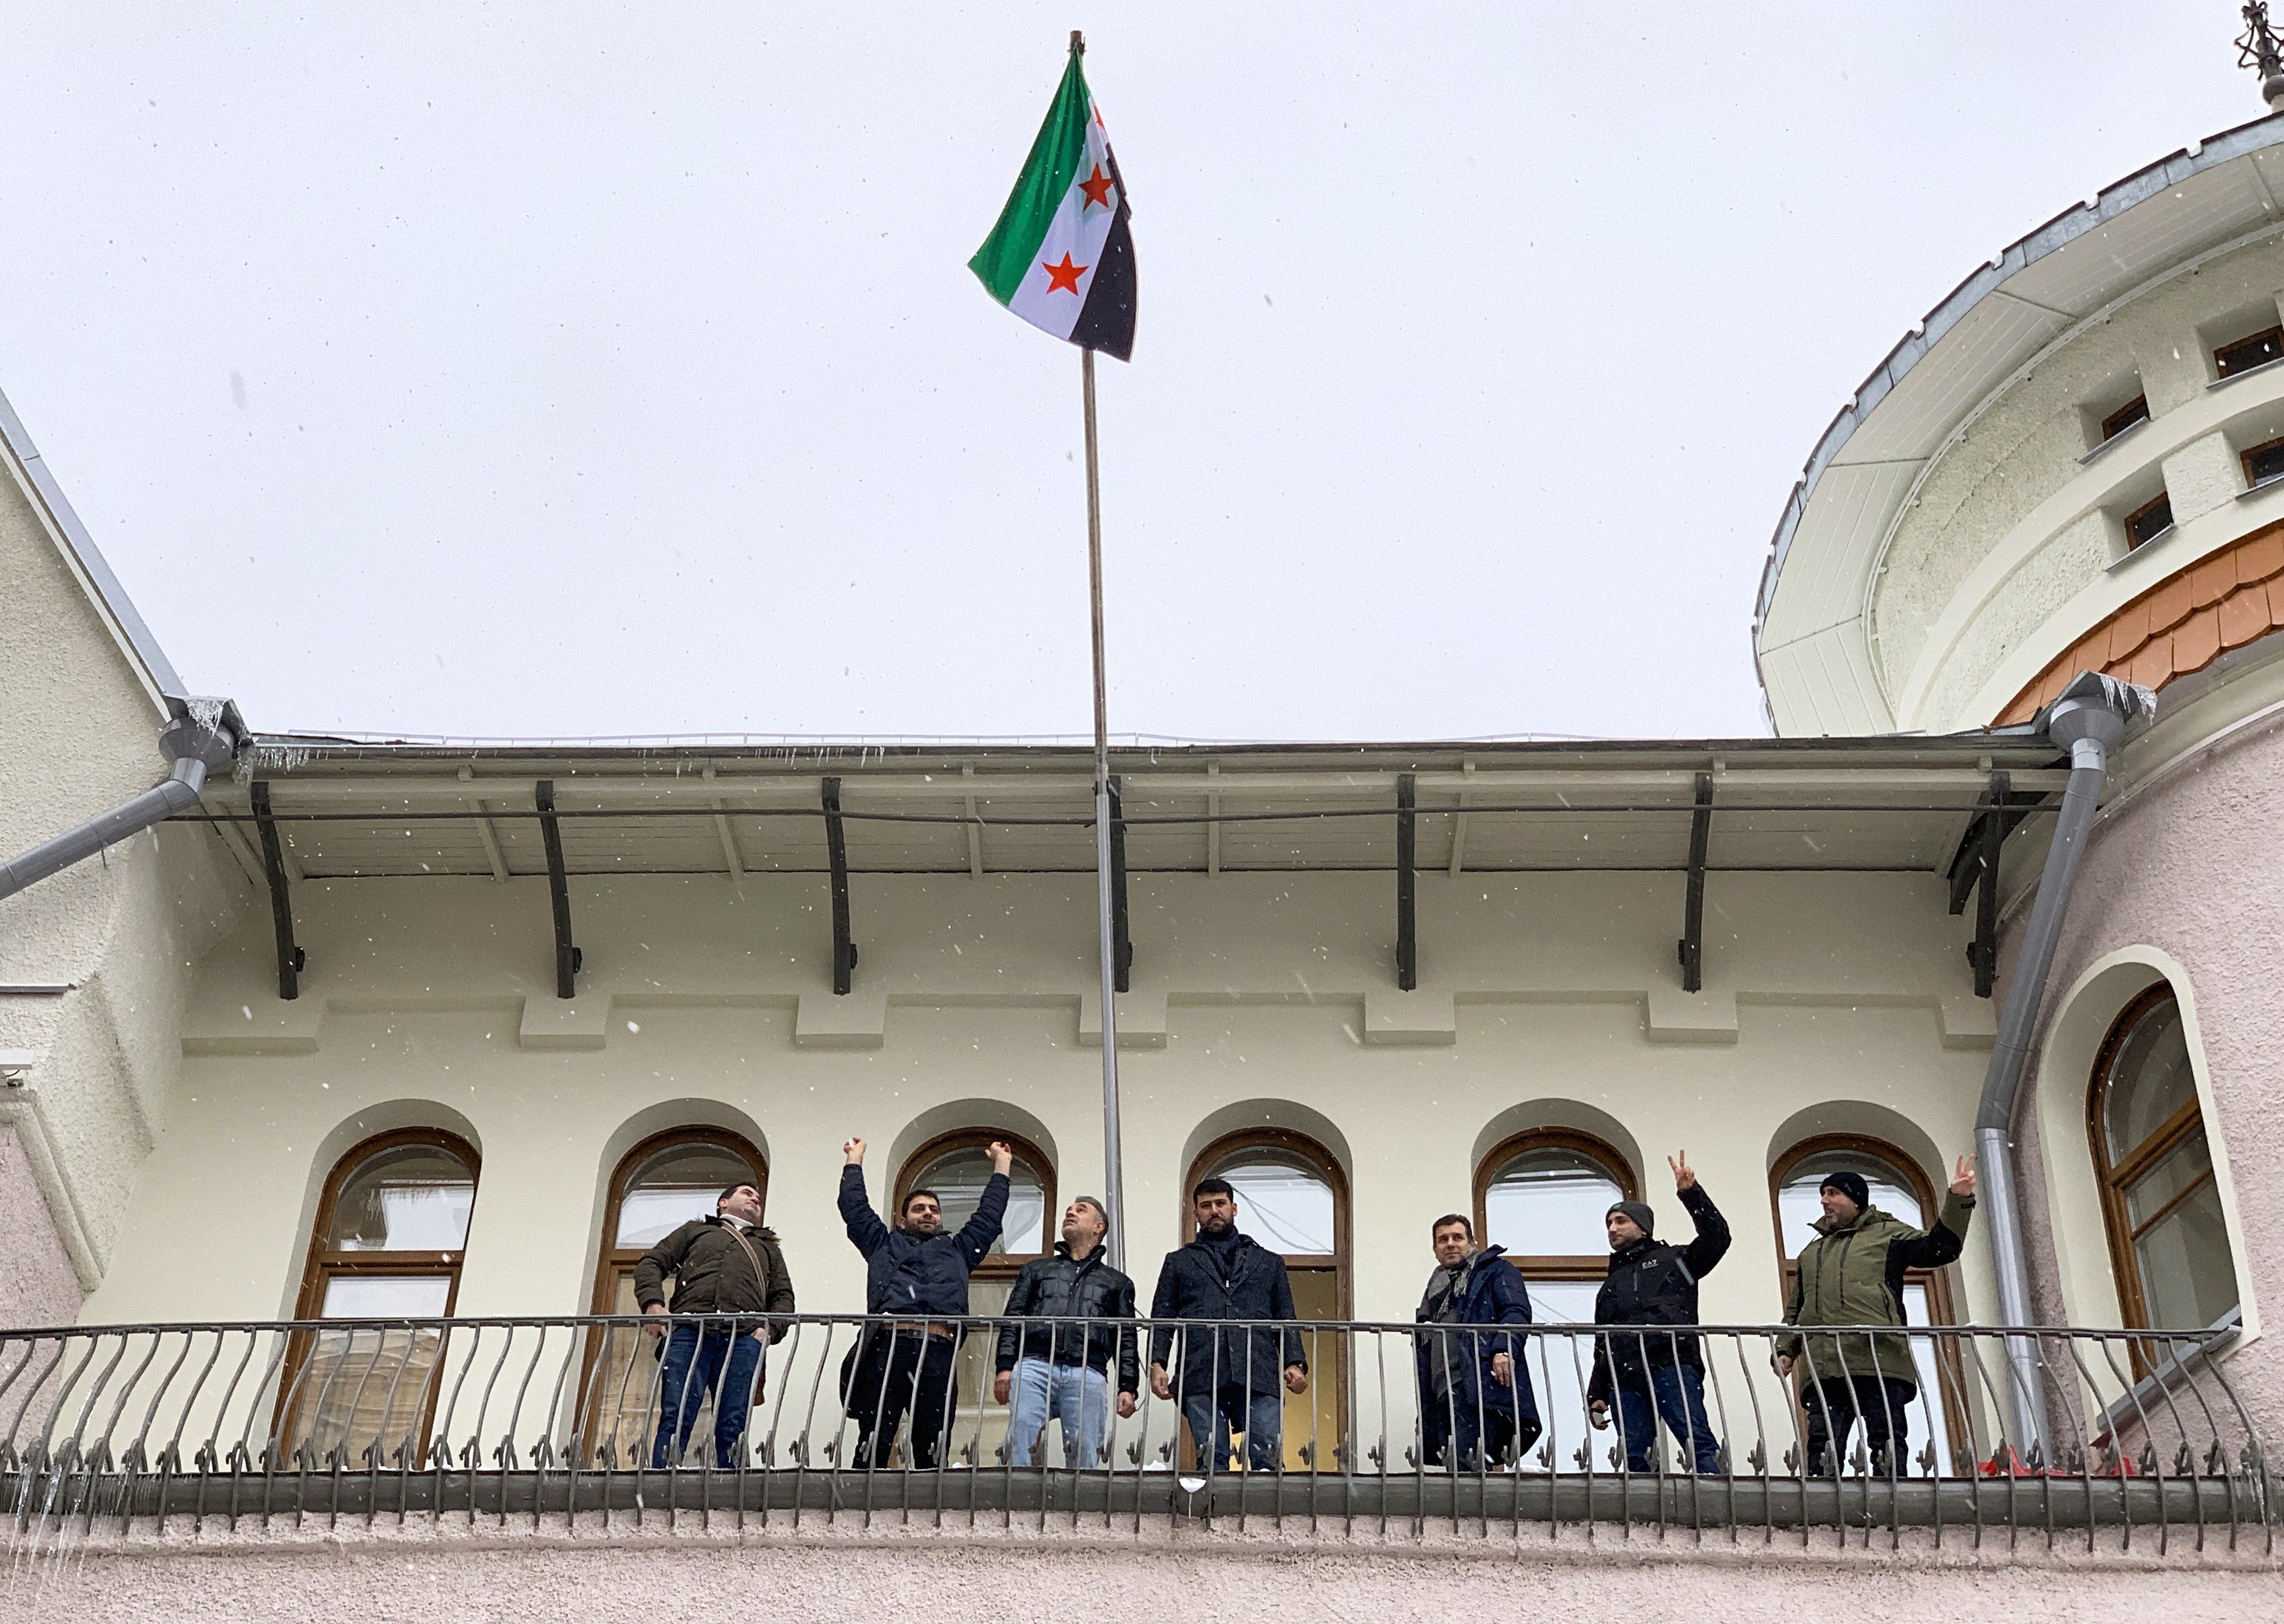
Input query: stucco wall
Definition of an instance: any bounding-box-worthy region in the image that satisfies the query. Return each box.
[1871,235,2284,731]
[2004,689,2284,1432]
[3,1521,2275,1622]
[0,423,248,1319]
[87,861,2002,1343]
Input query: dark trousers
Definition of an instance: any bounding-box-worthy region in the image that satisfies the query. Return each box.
[1613,1364,1720,1474]
[852,1330,960,1469]
[1182,1384,1285,1472]
[652,1324,763,1469]
[1803,1374,1914,1476]
[1421,1387,1527,1471]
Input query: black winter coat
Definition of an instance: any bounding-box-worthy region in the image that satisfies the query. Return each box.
[1147,1232,1305,1396]
[1587,1183,1731,1404]
[993,1242,1140,1394]
[1413,1245,1539,1425]
[838,1164,1008,1317]
[632,1217,796,1339]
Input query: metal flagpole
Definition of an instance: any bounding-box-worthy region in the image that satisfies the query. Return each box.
[1082,343,1127,1274]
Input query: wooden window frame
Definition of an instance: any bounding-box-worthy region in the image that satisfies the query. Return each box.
[894,1127,1056,1282]
[2244,434,2284,492]
[1473,1127,1637,1283]
[2099,395,2150,445]
[279,1127,481,1457]
[2123,491,2175,550]
[587,1125,768,1316]
[1182,1127,1352,1312]
[2215,325,2284,379]
[2089,984,2227,1336]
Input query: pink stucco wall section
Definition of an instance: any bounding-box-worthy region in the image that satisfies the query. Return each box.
[2008,715,2284,1430]
[1,1523,2276,1621]
[0,1123,80,1329]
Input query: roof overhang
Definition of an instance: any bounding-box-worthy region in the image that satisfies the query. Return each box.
[1754,109,2284,733]
[190,731,2066,883]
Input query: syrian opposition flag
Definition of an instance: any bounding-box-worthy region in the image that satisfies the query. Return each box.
[969,40,1137,361]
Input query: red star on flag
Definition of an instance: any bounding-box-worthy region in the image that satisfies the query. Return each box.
[1078,165,1115,209]
[1041,253,1088,294]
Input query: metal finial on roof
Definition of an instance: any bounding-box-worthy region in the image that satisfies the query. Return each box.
[2239,3,2284,112]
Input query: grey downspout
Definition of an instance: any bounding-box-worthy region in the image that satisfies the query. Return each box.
[1975,672,2150,1459]
[0,700,243,905]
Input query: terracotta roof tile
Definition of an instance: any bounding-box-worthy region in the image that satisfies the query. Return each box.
[2173,605,2223,672]
[2145,575,2195,635]
[2107,600,2152,662]
[2271,575,2284,625]
[2218,586,2271,650]
[2190,553,2238,609]
[2124,634,2175,690]
[2238,530,2284,584]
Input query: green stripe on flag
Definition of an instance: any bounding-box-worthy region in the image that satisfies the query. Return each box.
[969,52,1093,305]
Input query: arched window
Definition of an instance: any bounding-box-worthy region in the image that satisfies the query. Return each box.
[282,1129,480,1466]
[580,1128,767,1467]
[886,1129,1054,1465]
[2091,986,2239,1333]
[1476,1129,1635,1323]
[895,1130,1053,1277]
[1771,1134,1964,1473]
[1185,1129,1349,1470]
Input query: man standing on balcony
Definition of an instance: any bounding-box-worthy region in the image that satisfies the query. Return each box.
[1775,1156,1977,1477]
[1585,1152,1731,1474]
[634,1181,796,1470]
[838,1136,1011,1469]
[1414,1213,1540,1471]
[991,1196,1140,1468]
[1147,1177,1308,1472]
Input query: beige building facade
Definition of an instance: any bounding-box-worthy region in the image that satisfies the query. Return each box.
[4,76,2284,1624]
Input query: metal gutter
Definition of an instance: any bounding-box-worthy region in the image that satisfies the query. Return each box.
[0,385,185,704]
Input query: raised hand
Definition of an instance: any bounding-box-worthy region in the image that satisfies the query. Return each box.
[1949,1154,1976,1198]
[1668,1150,1697,1191]
[989,1140,1015,1175]
[843,1138,867,1164]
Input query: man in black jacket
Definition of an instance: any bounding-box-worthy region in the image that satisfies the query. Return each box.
[1585,1152,1730,1474]
[838,1135,1011,1468]
[991,1196,1139,1467]
[1147,1177,1308,1472]
[633,1180,796,1468]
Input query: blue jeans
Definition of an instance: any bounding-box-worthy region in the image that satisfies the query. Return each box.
[1007,1359,1111,1468]
[652,1324,764,1469]
[1183,1385,1284,1472]
[1614,1363,1720,1474]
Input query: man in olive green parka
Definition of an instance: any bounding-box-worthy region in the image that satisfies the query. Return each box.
[1775,1156,1975,1476]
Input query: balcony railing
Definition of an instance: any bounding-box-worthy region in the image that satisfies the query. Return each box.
[0,1314,2267,1555]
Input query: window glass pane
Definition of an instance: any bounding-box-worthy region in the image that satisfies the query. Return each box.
[319,1274,453,1318]
[615,1141,760,1247]
[1777,1151,1925,1256]
[1210,1147,1335,1256]
[2123,1134,2213,1232]
[1484,1147,1623,1258]
[2103,997,2195,1164]
[911,1147,1047,1255]
[2134,1180,2240,1330]
[325,1145,475,1251]
[1514,1277,1596,1469]
[285,1323,446,1467]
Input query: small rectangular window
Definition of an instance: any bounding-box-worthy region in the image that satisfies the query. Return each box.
[2246,436,2284,490]
[2124,492,2175,549]
[2099,396,2150,443]
[2215,327,2284,379]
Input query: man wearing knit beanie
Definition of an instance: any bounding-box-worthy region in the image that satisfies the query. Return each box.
[1776,1154,1977,1477]
[1585,1152,1732,1474]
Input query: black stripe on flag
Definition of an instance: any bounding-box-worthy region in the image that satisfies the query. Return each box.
[1072,199,1136,361]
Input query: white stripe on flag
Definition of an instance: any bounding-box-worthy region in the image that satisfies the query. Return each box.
[1005,108,1118,341]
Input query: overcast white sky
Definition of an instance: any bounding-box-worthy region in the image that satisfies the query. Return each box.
[0,4,2262,744]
